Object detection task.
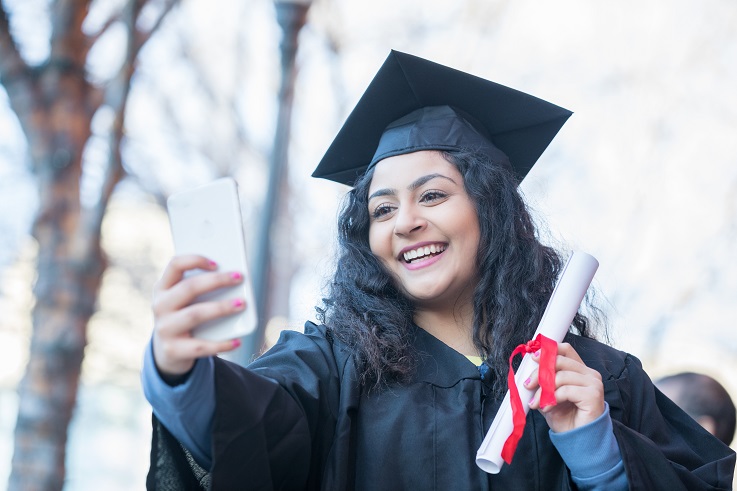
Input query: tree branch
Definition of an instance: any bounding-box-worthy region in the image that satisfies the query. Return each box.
[103,0,180,106]
[87,11,124,47]
[0,3,34,103]
[91,0,181,225]
[49,0,95,66]
[133,0,180,55]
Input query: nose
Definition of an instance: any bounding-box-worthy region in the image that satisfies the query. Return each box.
[393,204,426,236]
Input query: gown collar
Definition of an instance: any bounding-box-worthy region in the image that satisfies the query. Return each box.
[410,324,493,388]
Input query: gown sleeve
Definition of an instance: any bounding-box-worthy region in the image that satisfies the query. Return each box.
[146,323,346,491]
[549,403,627,490]
[141,339,216,468]
[605,352,736,490]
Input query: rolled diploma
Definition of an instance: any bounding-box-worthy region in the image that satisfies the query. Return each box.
[475,251,599,474]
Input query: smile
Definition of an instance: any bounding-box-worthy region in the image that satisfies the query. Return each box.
[402,243,447,263]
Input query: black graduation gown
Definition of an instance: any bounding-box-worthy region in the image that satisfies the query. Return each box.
[147,322,735,490]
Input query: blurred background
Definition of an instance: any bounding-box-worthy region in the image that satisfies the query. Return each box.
[1,0,736,489]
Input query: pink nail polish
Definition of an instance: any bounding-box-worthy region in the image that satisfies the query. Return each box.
[231,272,242,281]
[524,377,531,386]
[208,260,218,268]
[533,349,541,358]
[232,338,241,348]
[529,396,535,406]
[232,298,244,309]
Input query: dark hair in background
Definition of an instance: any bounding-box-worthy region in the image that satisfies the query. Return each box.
[317,149,602,396]
[656,372,736,445]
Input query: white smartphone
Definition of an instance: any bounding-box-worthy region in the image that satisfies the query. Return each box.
[166,177,257,341]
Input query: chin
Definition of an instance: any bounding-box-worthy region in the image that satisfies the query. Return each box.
[403,280,476,310]
[405,288,454,306]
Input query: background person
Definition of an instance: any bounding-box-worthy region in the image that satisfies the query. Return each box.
[656,371,736,446]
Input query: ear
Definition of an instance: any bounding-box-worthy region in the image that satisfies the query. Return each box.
[696,415,717,437]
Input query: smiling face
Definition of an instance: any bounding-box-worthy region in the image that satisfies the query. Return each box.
[367,150,481,312]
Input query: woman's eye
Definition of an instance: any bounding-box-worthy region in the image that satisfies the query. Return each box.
[371,203,395,220]
[420,190,448,203]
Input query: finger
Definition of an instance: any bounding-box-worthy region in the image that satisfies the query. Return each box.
[528,387,542,410]
[525,347,599,397]
[546,369,605,418]
[529,348,542,365]
[553,369,602,391]
[529,342,581,364]
[525,343,600,389]
[552,381,603,403]
[166,336,242,361]
[156,297,247,337]
[526,341,597,377]
[155,270,244,315]
[524,367,540,390]
[549,384,605,418]
[556,342,585,364]
[155,336,242,375]
[156,255,218,291]
[553,355,602,382]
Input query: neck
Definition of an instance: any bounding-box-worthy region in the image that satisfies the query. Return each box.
[413,298,477,357]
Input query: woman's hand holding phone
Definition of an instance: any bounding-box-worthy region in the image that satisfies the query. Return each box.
[151,254,246,379]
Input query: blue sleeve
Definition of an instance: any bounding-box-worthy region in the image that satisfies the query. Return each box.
[141,338,215,468]
[548,403,628,490]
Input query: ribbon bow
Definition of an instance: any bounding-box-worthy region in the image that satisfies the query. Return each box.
[501,333,558,464]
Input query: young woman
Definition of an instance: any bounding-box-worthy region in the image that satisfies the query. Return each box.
[143,51,735,490]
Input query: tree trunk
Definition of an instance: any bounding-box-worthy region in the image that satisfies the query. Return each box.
[0,1,184,486]
[10,211,107,491]
[7,58,106,488]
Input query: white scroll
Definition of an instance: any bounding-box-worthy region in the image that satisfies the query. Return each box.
[475,251,599,474]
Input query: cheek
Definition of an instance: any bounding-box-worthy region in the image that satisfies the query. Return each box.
[455,207,482,255]
[368,223,391,259]
[367,224,381,255]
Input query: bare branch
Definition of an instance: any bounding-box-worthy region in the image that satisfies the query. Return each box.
[98,101,128,212]
[94,0,181,218]
[103,0,179,108]
[119,75,193,194]
[87,10,124,46]
[0,3,34,102]
[133,0,180,55]
[49,0,95,66]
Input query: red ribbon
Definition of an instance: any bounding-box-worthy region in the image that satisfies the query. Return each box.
[501,333,558,464]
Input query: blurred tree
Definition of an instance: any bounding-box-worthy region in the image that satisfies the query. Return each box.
[0,1,179,489]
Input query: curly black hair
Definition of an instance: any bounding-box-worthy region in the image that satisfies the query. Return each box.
[317,149,601,396]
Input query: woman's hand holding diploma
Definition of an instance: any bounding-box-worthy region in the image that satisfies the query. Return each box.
[151,254,245,380]
[525,342,606,433]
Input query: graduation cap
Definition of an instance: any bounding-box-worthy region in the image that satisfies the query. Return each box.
[311,50,572,186]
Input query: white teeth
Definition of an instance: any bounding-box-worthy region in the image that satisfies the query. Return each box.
[402,244,446,262]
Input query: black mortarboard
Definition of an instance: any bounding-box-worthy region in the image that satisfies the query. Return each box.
[311,50,572,186]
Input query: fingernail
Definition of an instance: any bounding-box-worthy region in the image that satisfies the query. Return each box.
[231,272,243,281]
[208,260,218,268]
[232,298,244,309]
[529,396,535,406]
[524,377,531,386]
[533,349,541,358]
[232,338,241,348]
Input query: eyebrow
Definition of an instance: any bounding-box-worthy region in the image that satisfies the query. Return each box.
[368,173,457,201]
